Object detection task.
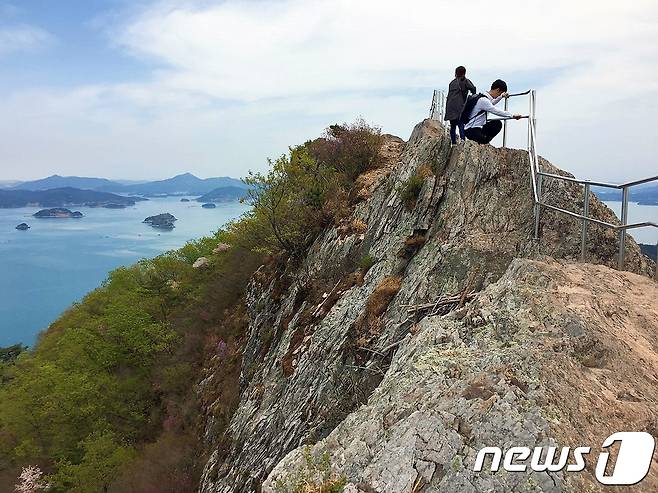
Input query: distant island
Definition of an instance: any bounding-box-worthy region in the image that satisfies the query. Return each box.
[196,186,247,203]
[34,208,83,218]
[143,213,177,230]
[15,223,30,230]
[594,183,658,205]
[0,187,145,208]
[9,172,248,197]
[201,203,216,209]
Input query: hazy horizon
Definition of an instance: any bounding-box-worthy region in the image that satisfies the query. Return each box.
[0,171,245,183]
[1,1,657,183]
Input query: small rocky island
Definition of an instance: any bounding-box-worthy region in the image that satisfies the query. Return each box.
[15,223,30,230]
[180,198,190,202]
[201,203,216,209]
[33,208,83,218]
[143,213,177,230]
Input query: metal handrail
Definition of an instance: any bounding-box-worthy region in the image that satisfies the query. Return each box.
[502,91,531,147]
[428,86,656,276]
[429,89,446,122]
[514,89,658,273]
[537,171,658,190]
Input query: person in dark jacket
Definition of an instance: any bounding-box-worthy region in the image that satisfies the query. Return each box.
[444,66,476,144]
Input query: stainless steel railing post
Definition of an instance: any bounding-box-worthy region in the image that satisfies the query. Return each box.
[581,183,590,261]
[618,186,629,270]
[655,239,658,281]
[503,97,509,148]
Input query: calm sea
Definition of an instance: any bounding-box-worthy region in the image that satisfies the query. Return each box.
[0,197,248,347]
[0,198,654,348]
[603,201,658,246]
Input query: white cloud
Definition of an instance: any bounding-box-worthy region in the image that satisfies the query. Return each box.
[1,0,658,183]
[115,0,658,100]
[0,23,52,55]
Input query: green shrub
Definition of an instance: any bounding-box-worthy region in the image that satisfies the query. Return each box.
[398,174,425,210]
[308,119,384,183]
[241,119,383,257]
[358,254,375,272]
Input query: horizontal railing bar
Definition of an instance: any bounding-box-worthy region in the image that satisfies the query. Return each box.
[619,175,658,188]
[538,171,658,190]
[622,221,658,230]
[538,172,621,188]
[507,90,531,97]
[488,115,530,121]
[539,203,617,228]
[539,203,658,231]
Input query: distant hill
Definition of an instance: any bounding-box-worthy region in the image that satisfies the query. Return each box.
[100,173,248,196]
[0,187,146,208]
[10,173,247,197]
[11,175,122,191]
[594,183,658,205]
[640,243,657,261]
[195,186,248,203]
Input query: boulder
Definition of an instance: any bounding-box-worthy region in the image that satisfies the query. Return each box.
[213,243,231,254]
[193,257,210,269]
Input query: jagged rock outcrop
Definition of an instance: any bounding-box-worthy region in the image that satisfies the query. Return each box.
[198,119,653,492]
[263,258,658,492]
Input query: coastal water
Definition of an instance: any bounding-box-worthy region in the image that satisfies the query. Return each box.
[0,197,249,347]
[0,198,654,348]
[603,201,658,245]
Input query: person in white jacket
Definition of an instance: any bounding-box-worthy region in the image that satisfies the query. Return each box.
[464,79,522,144]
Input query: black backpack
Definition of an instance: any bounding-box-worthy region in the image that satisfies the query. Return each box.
[458,93,486,125]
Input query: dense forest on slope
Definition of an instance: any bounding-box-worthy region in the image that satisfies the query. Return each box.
[0,121,383,492]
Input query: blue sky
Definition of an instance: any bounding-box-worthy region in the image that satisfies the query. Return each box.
[1,0,657,182]
[1,2,146,88]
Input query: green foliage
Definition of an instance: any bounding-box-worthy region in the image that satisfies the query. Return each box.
[273,447,346,493]
[0,119,382,491]
[358,254,375,272]
[241,146,334,256]
[49,431,135,493]
[240,120,383,257]
[309,119,384,183]
[398,174,425,210]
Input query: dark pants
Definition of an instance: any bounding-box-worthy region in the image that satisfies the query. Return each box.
[464,120,502,144]
[449,119,465,144]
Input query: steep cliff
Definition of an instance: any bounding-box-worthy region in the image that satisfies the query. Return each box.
[198,119,655,492]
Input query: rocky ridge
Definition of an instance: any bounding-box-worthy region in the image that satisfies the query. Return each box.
[198,119,655,492]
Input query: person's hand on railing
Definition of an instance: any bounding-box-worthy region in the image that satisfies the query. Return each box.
[513,114,522,120]
[502,92,510,99]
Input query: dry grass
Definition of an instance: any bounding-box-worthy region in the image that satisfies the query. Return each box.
[353,276,402,346]
[336,218,368,238]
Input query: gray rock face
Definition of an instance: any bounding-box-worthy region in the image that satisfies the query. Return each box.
[198,120,652,492]
[263,258,658,492]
